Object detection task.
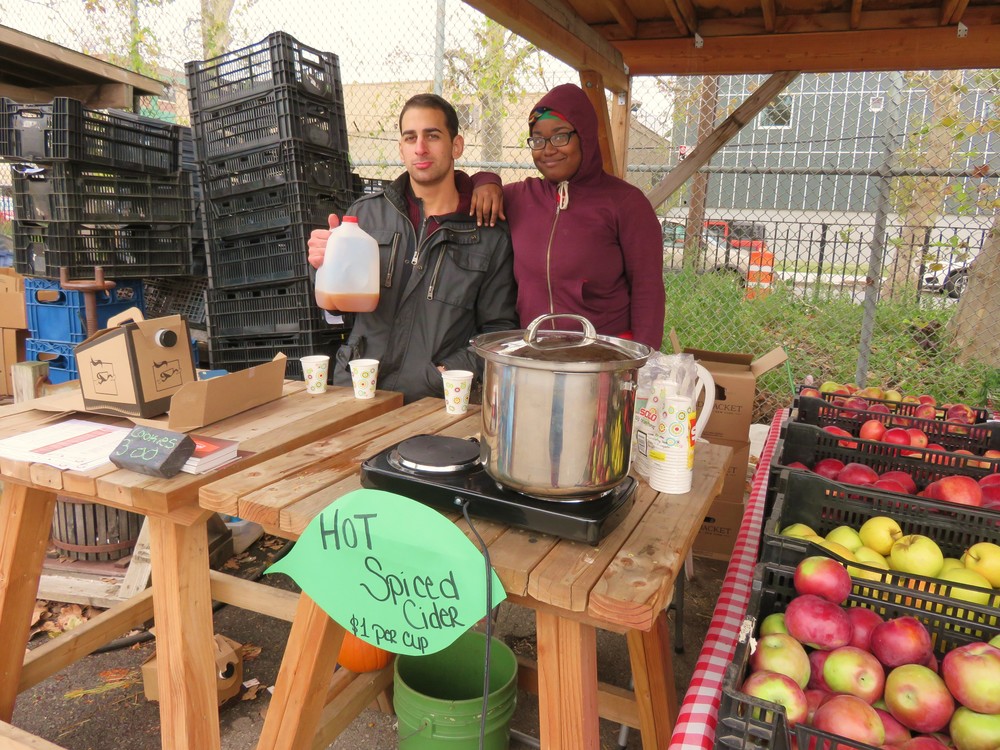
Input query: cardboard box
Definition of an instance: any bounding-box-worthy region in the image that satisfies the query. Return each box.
[30,355,288,432]
[693,497,745,561]
[710,438,752,504]
[0,269,27,329]
[0,328,27,396]
[142,634,242,705]
[75,309,196,418]
[670,331,786,444]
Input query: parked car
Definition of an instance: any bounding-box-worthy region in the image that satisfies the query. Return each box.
[662,219,756,284]
[922,258,976,299]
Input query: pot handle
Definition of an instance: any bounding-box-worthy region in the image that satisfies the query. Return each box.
[524,314,597,348]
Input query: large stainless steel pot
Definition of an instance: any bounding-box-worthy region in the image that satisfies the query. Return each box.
[472,314,652,500]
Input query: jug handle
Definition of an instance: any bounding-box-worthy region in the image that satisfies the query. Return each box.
[693,364,716,441]
[524,313,597,349]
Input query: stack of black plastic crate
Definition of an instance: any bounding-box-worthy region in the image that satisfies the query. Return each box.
[0,97,192,380]
[187,32,354,380]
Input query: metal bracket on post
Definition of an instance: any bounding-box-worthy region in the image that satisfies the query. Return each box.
[957,22,968,37]
[694,32,705,48]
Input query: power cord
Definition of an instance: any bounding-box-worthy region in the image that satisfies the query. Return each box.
[460,500,494,750]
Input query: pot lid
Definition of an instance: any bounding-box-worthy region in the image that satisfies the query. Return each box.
[473,314,651,371]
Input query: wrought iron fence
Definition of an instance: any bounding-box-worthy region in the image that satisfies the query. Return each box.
[1,0,997,421]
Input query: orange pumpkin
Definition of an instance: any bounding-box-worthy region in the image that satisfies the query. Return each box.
[337,630,392,673]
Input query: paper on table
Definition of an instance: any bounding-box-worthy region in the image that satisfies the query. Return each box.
[0,418,132,471]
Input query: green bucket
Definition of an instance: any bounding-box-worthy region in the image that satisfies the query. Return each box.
[394,630,518,749]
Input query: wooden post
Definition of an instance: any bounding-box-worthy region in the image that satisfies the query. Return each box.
[12,361,49,403]
[579,70,617,177]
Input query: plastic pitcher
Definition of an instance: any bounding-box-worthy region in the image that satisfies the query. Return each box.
[314,216,380,312]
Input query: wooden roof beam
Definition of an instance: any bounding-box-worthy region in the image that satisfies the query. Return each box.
[761,0,777,32]
[0,81,137,109]
[647,71,799,207]
[661,0,693,35]
[615,24,1000,74]
[850,0,864,29]
[463,0,629,91]
[601,0,639,38]
[940,0,971,24]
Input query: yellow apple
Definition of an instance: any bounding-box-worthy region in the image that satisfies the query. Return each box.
[962,542,1000,587]
[826,525,864,553]
[781,523,818,539]
[939,557,965,574]
[816,539,858,562]
[889,534,944,577]
[854,546,890,570]
[759,612,788,636]
[938,567,993,609]
[858,516,903,556]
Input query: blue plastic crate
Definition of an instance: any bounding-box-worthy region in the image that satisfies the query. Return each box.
[25,277,144,344]
[25,338,78,384]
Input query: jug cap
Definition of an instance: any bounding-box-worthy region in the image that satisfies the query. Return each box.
[342,216,358,224]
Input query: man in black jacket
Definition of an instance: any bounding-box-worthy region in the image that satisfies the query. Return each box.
[307,94,518,403]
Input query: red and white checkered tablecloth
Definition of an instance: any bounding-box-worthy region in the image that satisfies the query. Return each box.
[669,410,785,750]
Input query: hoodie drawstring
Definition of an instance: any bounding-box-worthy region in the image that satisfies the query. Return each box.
[545,181,570,322]
[556,180,569,209]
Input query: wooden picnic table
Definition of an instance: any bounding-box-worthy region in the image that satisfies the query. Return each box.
[198,397,732,750]
[0,383,402,750]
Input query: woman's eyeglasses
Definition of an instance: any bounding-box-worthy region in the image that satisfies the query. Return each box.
[526,131,577,150]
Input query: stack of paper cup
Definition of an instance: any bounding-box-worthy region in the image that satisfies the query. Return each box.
[647,395,695,494]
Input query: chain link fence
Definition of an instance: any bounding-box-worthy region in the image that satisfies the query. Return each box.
[1,1,997,422]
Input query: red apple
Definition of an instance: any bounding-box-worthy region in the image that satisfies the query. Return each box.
[786,461,810,470]
[873,479,907,493]
[847,606,884,651]
[980,484,1000,509]
[905,428,929,449]
[884,664,955,733]
[799,387,821,399]
[918,394,937,406]
[741,670,809,727]
[804,688,829,723]
[812,694,886,746]
[870,617,933,668]
[837,462,880,486]
[794,556,852,604]
[859,419,888,442]
[914,403,939,421]
[883,427,912,446]
[824,425,858,449]
[784,594,853,650]
[940,642,1000,714]
[750,633,812,689]
[808,649,833,691]
[899,738,950,750]
[928,475,982,507]
[922,651,939,674]
[979,473,1000,488]
[823,646,886,703]
[868,403,891,415]
[814,458,846,479]
[880,470,918,494]
[874,707,912,745]
[949,705,1000,750]
[945,403,977,424]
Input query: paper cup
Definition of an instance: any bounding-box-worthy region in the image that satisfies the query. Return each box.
[441,370,474,414]
[349,359,379,399]
[300,355,330,394]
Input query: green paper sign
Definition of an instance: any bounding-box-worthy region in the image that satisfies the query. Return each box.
[267,488,506,656]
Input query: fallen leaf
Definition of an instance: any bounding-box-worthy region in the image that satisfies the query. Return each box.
[99,669,133,683]
[241,683,263,701]
[64,677,139,700]
[223,558,240,570]
[240,644,262,661]
[31,601,48,627]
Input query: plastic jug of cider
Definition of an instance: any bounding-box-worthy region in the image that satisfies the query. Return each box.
[314,216,380,312]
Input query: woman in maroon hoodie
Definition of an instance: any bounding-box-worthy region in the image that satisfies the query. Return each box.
[476,83,665,350]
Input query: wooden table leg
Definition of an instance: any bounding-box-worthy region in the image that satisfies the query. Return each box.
[626,609,677,750]
[147,514,221,750]
[257,593,345,750]
[0,485,56,722]
[535,610,600,749]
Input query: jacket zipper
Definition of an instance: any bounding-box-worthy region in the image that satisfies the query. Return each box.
[545,206,563,316]
[384,233,401,287]
[427,226,478,301]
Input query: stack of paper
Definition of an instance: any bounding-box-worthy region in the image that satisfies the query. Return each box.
[0,419,132,471]
[182,435,240,474]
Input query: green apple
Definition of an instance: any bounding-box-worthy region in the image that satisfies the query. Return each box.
[858,516,903,556]
[937,567,993,614]
[760,612,788,636]
[819,380,844,394]
[781,523,818,539]
[826,525,864,553]
[962,542,1000,587]
[991,633,1000,648]
[889,534,944,577]
[853,546,890,569]
[884,389,903,403]
[949,705,1000,750]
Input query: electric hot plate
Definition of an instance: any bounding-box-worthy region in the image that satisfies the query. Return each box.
[359,434,635,545]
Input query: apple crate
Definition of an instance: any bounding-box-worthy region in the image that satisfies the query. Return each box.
[714,562,998,750]
[775,421,1000,489]
[795,386,991,423]
[793,395,1000,455]
[760,468,1000,617]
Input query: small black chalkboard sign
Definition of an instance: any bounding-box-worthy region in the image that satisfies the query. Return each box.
[109,426,197,478]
